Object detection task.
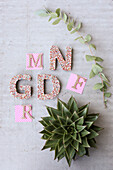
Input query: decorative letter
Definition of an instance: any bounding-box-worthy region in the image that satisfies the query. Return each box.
[10,74,31,99]
[50,46,72,71]
[15,105,32,122]
[26,53,43,70]
[37,74,60,100]
[66,73,87,94]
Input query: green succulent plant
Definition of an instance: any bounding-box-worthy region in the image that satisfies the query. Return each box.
[39,96,102,166]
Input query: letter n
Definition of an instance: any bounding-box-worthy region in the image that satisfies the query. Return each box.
[50,46,72,71]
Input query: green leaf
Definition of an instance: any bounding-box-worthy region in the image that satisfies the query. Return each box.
[74,36,82,41]
[86,113,99,122]
[42,116,54,125]
[71,29,77,34]
[56,8,60,17]
[104,92,112,98]
[36,9,49,17]
[71,131,77,140]
[48,17,52,22]
[71,111,79,122]
[63,133,71,143]
[93,83,104,90]
[89,44,96,50]
[82,137,90,148]
[49,120,60,128]
[104,81,111,87]
[76,116,84,125]
[67,23,73,31]
[65,146,74,167]
[45,125,55,133]
[88,139,96,148]
[51,134,63,140]
[85,34,92,42]
[77,144,86,156]
[87,129,99,139]
[76,133,82,143]
[52,18,61,25]
[78,104,89,118]
[92,125,103,132]
[76,22,82,31]
[56,147,65,158]
[85,55,96,61]
[46,106,52,116]
[64,138,73,148]
[92,63,103,74]
[42,139,57,150]
[99,73,109,82]
[81,130,90,137]
[57,99,72,118]
[39,120,47,127]
[66,145,76,160]
[71,140,79,151]
[50,107,62,119]
[41,134,50,140]
[53,127,64,135]
[79,38,85,44]
[57,98,67,110]
[70,23,82,34]
[58,153,65,161]
[63,13,67,22]
[54,144,59,160]
[89,69,96,79]
[85,121,93,129]
[40,129,51,136]
[50,12,58,18]
[95,57,103,62]
[67,96,79,113]
[77,125,86,132]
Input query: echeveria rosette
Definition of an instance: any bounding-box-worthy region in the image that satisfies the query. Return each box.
[39,96,102,167]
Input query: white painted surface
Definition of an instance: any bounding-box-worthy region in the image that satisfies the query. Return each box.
[0,0,113,169]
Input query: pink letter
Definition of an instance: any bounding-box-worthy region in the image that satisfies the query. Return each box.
[10,74,31,99]
[15,105,33,122]
[50,46,72,71]
[37,74,60,100]
[26,53,43,70]
[66,73,87,94]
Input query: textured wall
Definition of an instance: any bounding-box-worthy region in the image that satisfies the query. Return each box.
[0,0,113,169]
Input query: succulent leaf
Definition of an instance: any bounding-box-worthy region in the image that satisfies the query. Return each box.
[39,96,102,166]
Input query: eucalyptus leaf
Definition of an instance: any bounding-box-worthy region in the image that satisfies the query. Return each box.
[99,73,109,82]
[104,92,112,98]
[50,12,58,18]
[74,36,82,41]
[95,57,103,62]
[89,44,96,50]
[79,38,85,44]
[89,69,96,79]
[56,8,61,17]
[63,13,67,22]
[36,9,49,17]
[48,17,52,22]
[85,55,96,61]
[67,23,73,31]
[93,83,104,90]
[52,18,61,25]
[92,63,103,74]
[85,34,92,42]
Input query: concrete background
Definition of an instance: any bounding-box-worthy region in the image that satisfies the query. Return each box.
[0,0,113,169]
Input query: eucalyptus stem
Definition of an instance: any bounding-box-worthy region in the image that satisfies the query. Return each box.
[36,8,111,107]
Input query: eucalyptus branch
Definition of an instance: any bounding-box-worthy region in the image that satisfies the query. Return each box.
[36,8,111,107]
